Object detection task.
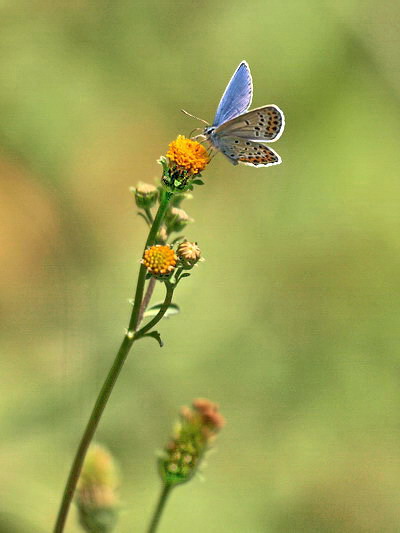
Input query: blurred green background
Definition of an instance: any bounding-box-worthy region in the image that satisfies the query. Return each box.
[1,1,400,532]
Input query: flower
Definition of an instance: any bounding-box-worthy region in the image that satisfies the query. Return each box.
[177,241,202,267]
[141,245,177,278]
[166,135,209,176]
[159,398,225,486]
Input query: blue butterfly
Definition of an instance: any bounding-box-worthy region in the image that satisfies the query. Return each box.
[203,61,285,167]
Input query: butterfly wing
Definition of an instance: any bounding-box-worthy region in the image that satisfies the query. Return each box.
[214,135,282,167]
[215,105,285,142]
[212,61,253,128]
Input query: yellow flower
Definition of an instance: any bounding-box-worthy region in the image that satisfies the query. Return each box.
[141,245,177,277]
[166,135,209,175]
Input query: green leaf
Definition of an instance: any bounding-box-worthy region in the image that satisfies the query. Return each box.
[180,273,191,278]
[142,331,164,347]
[157,156,169,174]
[192,179,204,185]
[143,302,180,319]
[171,236,184,245]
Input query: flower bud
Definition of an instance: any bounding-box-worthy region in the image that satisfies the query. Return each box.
[155,225,168,245]
[159,399,225,486]
[131,182,158,209]
[170,191,193,208]
[176,241,202,268]
[165,207,193,233]
[75,444,120,533]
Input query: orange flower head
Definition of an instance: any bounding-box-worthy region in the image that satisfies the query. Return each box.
[141,245,177,278]
[166,135,209,175]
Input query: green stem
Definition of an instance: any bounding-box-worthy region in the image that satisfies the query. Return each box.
[53,190,172,533]
[136,282,174,338]
[129,191,172,332]
[147,483,173,533]
[53,335,133,533]
[145,206,154,225]
[137,277,157,327]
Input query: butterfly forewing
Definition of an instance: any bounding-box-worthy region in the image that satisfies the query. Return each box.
[203,60,284,167]
[212,61,253,127]
[216,105,284,142]
[216,136,281,167]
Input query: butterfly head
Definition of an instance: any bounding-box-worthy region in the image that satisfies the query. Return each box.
[203,126,215,137]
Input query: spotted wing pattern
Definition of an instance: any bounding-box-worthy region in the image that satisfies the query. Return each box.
[216,105,284,142]
[215,135,281,167]
[212,61,253,128]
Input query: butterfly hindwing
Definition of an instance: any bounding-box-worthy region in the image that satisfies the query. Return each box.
[202,60,284,167]
[216,105,284,142]
[212,61,253,128]
[216,135,282,167]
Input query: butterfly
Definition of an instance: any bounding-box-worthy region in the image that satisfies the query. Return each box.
[202,61,285,167]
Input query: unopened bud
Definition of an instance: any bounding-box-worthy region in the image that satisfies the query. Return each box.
[75,444,120,533]
[170,191,193,208]
[156,226,168,245]
[177,241,202,268]
[165,207,193,233]
[131,182,158,209]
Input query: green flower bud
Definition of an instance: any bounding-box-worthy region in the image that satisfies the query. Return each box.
[165,207,193,233]
[170,191,193,208]
[131,182,158,209]
[75,444,120,533]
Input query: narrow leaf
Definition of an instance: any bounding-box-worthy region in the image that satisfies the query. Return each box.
[144,302,180,319]
[143,331,164,347]
[137,211,150,225]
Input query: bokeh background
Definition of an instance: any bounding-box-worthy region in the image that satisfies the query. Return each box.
[1,1,400,532]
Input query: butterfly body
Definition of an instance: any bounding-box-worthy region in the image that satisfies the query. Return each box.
[203,61,285,167]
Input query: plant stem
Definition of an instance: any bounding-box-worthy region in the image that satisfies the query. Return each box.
[136,282,174,338]
[53,191,172,533]
[147,483,173,533]
[145,206,154,225]
[137,277,157,327]
[129,191,172,332]
[53,335,133,533]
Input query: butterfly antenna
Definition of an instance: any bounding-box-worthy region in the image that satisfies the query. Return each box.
[181,109,209,125]
[189,127,203,138]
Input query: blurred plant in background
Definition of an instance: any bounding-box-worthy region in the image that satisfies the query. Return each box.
[148,399,225,533]
[76,444,120,533]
